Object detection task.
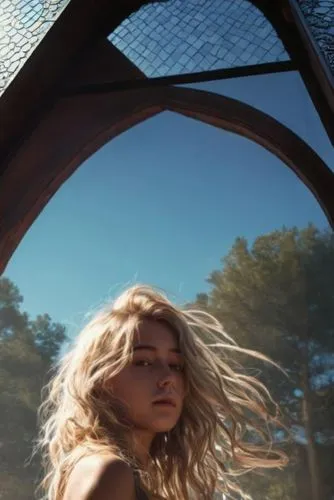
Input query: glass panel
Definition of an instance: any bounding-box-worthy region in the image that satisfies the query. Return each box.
[298,0,334,75]
[0,0,71,96]
[3,110,332,499]
[109,0,289,77]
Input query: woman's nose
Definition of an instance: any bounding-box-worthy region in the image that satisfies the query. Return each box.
[157,364,174,388]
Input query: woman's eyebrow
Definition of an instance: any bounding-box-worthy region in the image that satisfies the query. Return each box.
[133,344,182,354]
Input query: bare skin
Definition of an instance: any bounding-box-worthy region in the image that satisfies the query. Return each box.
[63,319,185,499]
[63,455,136,500]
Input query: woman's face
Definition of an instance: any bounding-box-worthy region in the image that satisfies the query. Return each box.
[109,318,186,435]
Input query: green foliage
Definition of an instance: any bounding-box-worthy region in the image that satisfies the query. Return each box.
[237,465,297,500]
[194,225,334,499]
[0,277,67,499]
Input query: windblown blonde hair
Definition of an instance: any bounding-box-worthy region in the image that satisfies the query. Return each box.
[35,284,288,500]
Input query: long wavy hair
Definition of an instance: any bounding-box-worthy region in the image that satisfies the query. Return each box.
[35,284,288,500]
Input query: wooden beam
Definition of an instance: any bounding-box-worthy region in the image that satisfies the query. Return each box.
[62,61,296,96]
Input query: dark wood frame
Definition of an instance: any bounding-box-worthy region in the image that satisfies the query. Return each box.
[252,0,334,144]
[1,0,333,165]
[289,0,334,113]
[0,0,333,274]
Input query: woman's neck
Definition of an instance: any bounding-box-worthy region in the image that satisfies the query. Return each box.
[131,429,155,469]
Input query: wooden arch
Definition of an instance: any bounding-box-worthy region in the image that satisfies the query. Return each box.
[1,0,333,166]
[1,83,333,274]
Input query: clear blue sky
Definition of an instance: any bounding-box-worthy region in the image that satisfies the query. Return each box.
[4,71,333,344]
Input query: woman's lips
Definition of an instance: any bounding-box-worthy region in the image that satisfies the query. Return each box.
[152,398,176,407]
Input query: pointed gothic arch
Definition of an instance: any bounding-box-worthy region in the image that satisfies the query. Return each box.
[0,83,332,274]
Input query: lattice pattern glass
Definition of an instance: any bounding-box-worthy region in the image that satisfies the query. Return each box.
[0,0,71,96]
[109,0,289,78]
[298,0,334,75]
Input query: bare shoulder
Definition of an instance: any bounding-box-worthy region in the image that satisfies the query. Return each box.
[63,453,136,500]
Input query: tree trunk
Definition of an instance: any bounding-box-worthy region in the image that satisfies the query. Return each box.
[301,355,322,500]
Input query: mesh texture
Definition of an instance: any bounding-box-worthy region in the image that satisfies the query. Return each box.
[298,0,334,74]
[0,0,70,96]
[109,0,289,77]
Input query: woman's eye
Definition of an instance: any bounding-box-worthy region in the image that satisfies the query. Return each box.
[134,360,151,367]
[170,364,184,372]
[134,360,184,371]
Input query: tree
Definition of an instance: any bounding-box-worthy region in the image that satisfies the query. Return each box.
[0,277,67,499]
[193,225,334,500]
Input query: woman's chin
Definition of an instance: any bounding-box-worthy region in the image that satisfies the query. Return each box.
[150,418,179,433]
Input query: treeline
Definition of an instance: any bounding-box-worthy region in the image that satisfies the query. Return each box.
[0,278,67,499]
[193,225,334,500]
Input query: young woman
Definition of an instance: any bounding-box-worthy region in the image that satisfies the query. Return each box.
[36,285,287,500]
